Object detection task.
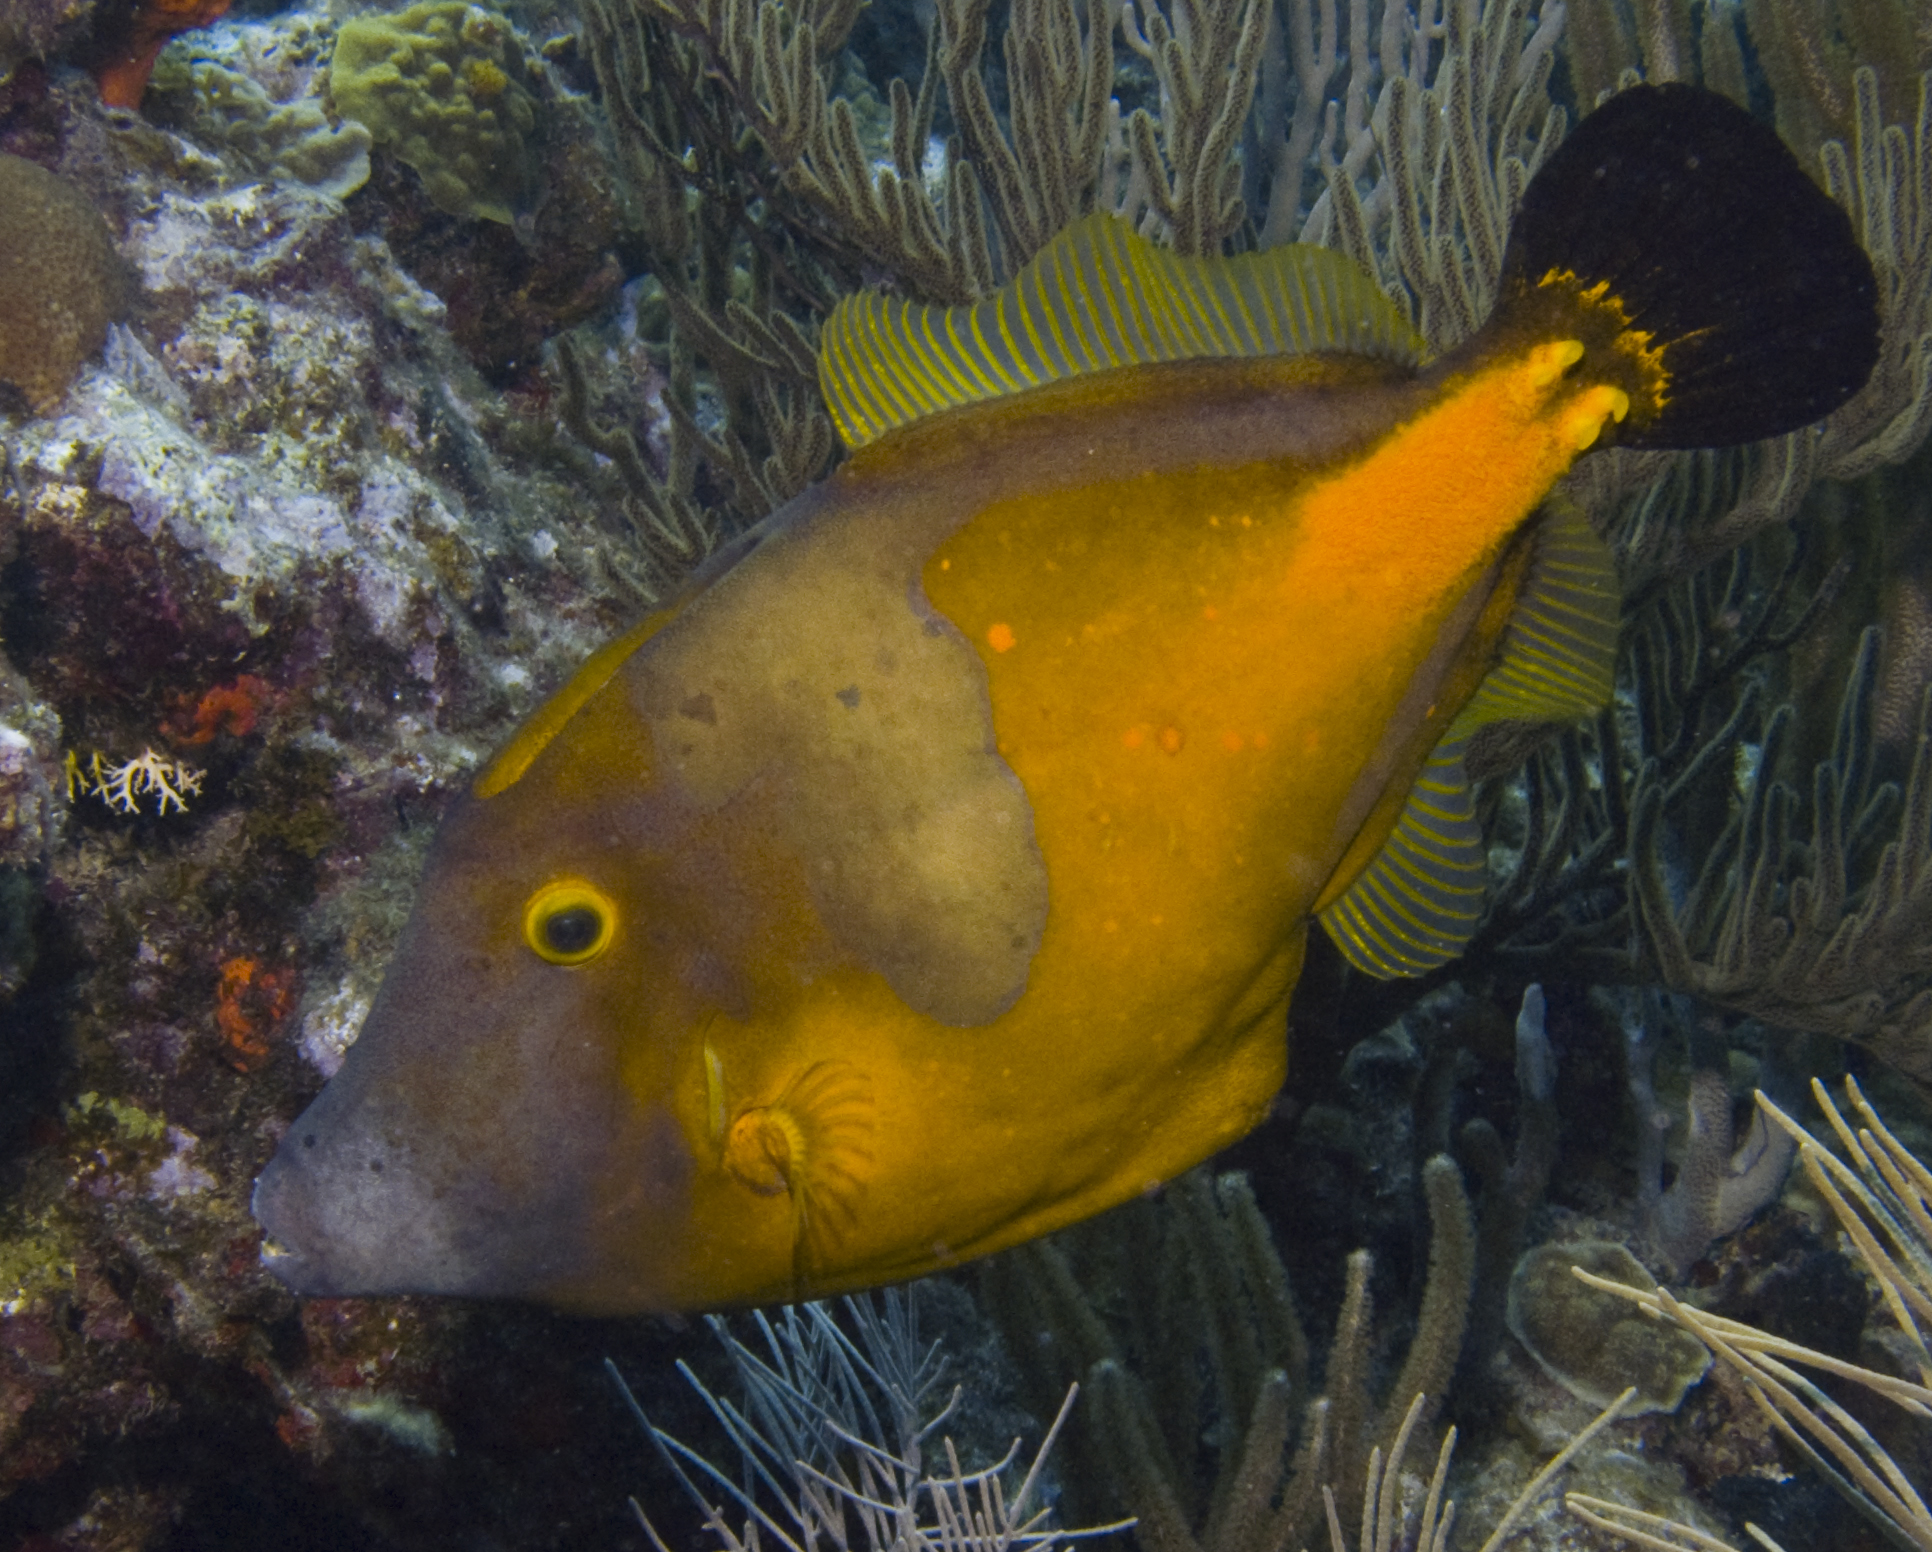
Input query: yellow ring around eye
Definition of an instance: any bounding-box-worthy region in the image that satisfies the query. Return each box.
[522,877,618,966]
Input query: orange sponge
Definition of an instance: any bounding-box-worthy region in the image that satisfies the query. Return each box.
[92,0,233,110]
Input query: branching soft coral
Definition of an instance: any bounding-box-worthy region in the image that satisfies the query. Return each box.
[1633,629,1932,1084]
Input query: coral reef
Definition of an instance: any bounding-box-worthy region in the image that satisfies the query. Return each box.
[0,10,683,1543]
[329,1,545,226]
[90,0,233,110]
[0,153,127,413]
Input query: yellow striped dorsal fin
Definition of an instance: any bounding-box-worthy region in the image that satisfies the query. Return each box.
[1317,504,1620,979]
[818,213,1427,450]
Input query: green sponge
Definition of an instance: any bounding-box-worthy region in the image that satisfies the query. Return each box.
[329,2,542,225]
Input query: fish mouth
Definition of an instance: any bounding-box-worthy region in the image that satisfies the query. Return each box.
[249,1089,686,1303]
[250,1163,337,1294]
[249,1126,486,1298]
[249,1154,385,1296]
[253,1226,335,1296]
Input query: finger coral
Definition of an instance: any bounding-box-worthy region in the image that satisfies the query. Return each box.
[0,154,127,414]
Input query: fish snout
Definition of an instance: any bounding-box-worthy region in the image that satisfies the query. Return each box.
[251,1119,479,1297]
[251,1052,700,1308]
[250,1154,354,1296]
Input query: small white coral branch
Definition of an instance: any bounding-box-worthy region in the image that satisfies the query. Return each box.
[78,748,207,816]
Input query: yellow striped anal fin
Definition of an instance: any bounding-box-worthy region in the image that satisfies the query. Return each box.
[1317,740,1486,978]
[1318,503,1620,980]
[1449,499,1620,735]
[819,213,1426,450]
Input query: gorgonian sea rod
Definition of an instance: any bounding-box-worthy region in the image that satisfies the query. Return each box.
[253,86,1877,1313]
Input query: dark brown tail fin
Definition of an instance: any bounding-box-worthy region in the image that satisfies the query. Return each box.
[1499,83,1878,448]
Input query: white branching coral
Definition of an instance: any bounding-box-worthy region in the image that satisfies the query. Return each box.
[611,1289,1120,1552]
[63,749,207,816]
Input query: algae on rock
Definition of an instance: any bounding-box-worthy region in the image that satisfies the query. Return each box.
[153,52,372,199]
[1506,1241,1711,1415]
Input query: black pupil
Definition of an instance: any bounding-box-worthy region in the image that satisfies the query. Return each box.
[543,906,602,956]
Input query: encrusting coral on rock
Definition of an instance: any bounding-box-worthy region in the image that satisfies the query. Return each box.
[329,1,545,226]
[0,152,127,413]
[156,51,372,198]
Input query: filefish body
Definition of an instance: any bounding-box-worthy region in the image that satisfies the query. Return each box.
[253,85,1876,1312]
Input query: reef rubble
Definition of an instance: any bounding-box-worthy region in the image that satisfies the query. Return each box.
[0,5,693,1545]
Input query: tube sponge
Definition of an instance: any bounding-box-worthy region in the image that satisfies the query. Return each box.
[0,154,127,413]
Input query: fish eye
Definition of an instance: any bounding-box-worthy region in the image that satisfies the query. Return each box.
[522,878,618,966]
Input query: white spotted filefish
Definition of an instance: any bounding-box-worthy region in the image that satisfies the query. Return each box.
[253,85,1876,1312]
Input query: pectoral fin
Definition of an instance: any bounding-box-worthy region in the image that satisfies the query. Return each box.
[720,1060,876,1296]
